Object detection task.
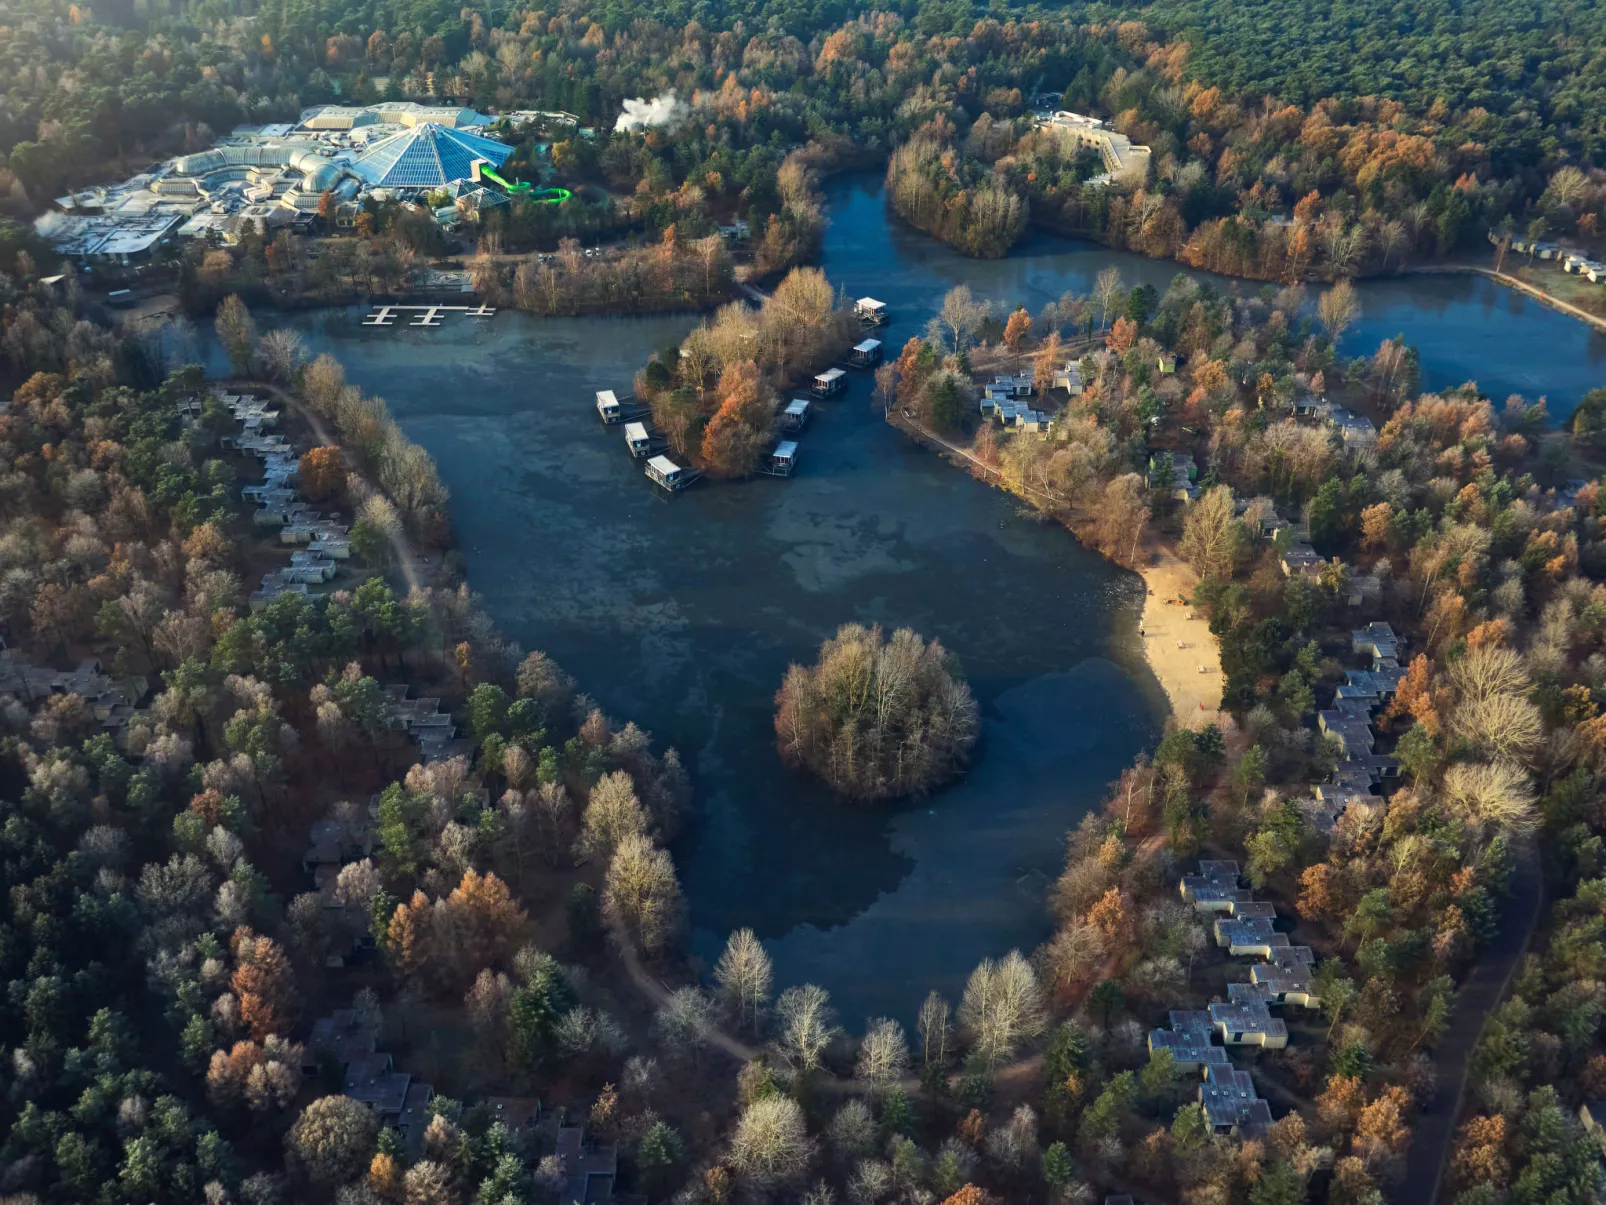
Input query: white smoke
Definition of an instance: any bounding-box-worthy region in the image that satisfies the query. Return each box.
[614,91,689,133]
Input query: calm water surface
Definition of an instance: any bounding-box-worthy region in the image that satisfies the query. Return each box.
[215,302,1155,1023]
[217,175,1605,1024]
[819,175,1606,416]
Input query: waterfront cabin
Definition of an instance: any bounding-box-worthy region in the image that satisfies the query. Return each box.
[855,297,887,326]
[781,397,811,430]
[623,421,651,458]
[812,367,846,397]
[849,338,883,368]
[645,455,690,490]
[768,440,799,477]
[595,390,621,424]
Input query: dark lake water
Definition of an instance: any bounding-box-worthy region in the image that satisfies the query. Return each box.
[818,175,1606,418]
[210,174,1605,1026]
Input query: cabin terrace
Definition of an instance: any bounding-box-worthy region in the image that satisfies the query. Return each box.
[1199,1065,1273,1137]
[1148,1010,1232,1072]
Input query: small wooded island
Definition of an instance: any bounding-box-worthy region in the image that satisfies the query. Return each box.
[774,623,980,801]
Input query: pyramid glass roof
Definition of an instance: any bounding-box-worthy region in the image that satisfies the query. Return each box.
[351,123,513,188]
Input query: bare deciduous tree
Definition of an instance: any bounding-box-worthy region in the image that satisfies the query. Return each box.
[1318,279,1360,342]
[1442,760,1538,837]
[916,991,951,1068]
[714,928,773,1034]
[729,1097,812,1189]
[258,329,307,384]
[774,983,840,1072]
[854,1017,909,1090]
[1181,485,1246,582]
[653,986,712,1065]
[958,950,1045,1070]
[1093,267,1125,329]
[602,833,683,955]
[576,770,648,861]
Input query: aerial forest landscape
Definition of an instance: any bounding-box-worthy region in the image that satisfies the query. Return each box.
[5,0,1606,1202]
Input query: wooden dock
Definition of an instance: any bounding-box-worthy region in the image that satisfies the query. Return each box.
[362,304,496,327]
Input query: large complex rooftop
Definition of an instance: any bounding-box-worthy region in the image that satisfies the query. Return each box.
[352,123,513,188]
[37,100,515,262]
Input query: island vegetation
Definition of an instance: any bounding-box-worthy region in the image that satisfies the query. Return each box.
[774,623,980,801]
[631,265,858,476]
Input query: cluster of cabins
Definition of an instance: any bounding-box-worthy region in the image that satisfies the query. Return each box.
[386,683,473,763]
[1562,252,1606,283]
[1292,395,1379,450]
[301,793,631,1200]
[301,1007,629,1201]
[0,652,145,739]
[303,1007,436,1153]
[196,392,352,608]
[1152,451,1200,504]
[1500,233,1606,283]
[979,369,1054,432]
[1148,861,1322,1138]
[1299,623,1405,830]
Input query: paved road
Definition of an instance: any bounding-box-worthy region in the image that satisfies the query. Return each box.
[1395,843,1543,1205]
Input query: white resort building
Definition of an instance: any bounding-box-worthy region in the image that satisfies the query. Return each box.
[1037,110,1152,187]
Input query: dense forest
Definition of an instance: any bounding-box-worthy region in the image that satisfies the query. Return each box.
[7,0,1606,1200]
[4,0,1606,284]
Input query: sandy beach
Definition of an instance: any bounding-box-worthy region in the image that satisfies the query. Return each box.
[1136,550,1223,728]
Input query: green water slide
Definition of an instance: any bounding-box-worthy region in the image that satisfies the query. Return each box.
[478,163,571,204]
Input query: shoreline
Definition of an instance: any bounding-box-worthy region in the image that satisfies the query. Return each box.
[887,410,1224,731]
[1401,262,1606,333]
[1134,551,1222,728]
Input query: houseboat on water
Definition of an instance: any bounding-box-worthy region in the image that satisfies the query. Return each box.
[595,390,622,424]
[645,454,698,491]
[623,421,651,457]
[855,297,888,326]
[780,397,811,430]
[812,367,846,397]
[849,338,883,368]
[765,440,799,477]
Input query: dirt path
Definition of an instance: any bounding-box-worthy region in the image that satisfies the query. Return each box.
[1396,842,1544,1205]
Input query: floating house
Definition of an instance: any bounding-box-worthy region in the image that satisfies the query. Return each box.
[849,338,883,368]
[781,397,811,430]
[645,455,693,490]
[855,297,888,325]
[595,390,621,424]
[812,367,846,397]
[623,421,651,458]
[768,440,799,477]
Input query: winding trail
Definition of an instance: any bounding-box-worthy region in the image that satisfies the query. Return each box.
[1395,842,1544,1205]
